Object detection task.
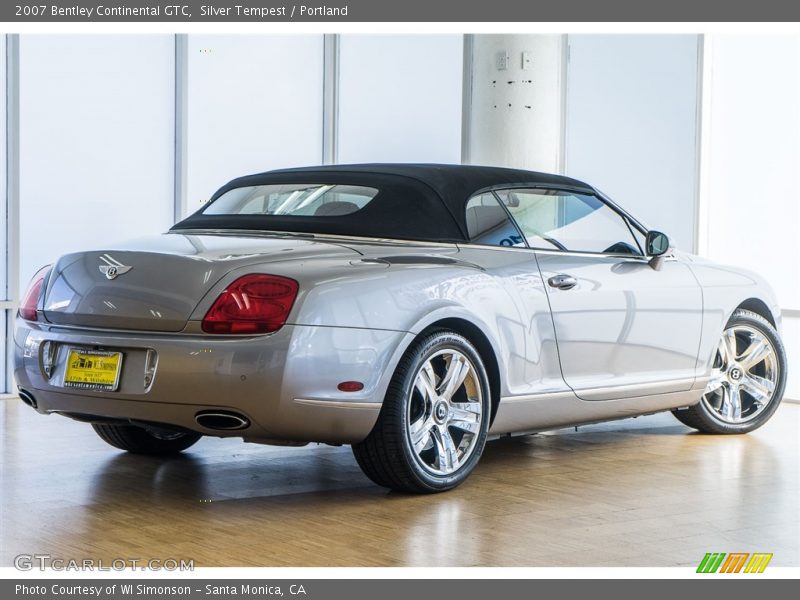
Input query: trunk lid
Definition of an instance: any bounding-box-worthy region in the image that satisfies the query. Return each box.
[42,232,359,332]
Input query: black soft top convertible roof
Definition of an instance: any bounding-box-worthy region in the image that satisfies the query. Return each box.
[171,164,596,243]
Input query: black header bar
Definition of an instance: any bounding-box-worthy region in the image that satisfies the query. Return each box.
[3,0,800,22]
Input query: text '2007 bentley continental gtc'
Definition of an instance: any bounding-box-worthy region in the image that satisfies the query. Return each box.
[14,164,787,493]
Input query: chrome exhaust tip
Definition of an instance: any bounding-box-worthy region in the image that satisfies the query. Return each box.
[195,410,250,431]
[18,389,37,410]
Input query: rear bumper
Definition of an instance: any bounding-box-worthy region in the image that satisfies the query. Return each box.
[13,319,412,444]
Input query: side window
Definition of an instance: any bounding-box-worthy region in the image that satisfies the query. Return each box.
[465,193,525,248]
[500,189,642,255]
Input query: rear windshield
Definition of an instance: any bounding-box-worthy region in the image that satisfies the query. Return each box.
[172,173,467,242]
[203,184,379,218]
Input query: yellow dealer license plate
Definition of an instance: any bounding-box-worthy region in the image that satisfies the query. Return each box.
[63,349,123,391]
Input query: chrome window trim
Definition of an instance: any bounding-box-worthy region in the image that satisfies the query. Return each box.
[293,398,381,409]
[458,241,675,262]
[168,228,462,249]
[532,248,664,261]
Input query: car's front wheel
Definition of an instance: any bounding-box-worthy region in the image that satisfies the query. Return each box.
[353,331,491,493]
[92,423,202,455]
[672,309,786,434]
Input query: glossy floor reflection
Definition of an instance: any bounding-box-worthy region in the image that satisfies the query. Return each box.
[1,399,798,567]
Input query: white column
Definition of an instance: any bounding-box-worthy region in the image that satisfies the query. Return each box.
[464,34,567,173]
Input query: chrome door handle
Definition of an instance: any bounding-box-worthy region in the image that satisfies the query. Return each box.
[547,274,577,290]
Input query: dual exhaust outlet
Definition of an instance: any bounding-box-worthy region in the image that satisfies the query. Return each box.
[18,389,38,409]
[194,410,250,431]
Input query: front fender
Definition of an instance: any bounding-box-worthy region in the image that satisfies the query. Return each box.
[687,257,783,374]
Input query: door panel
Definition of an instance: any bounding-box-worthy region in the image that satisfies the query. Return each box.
[536,252,703,400]
[456,246,568,397]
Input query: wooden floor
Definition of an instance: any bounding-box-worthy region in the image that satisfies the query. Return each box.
[1,398,798,567]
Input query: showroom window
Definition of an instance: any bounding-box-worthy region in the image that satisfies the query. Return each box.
[185,36,325,216]
[500,189,643,255]
[1,36,8,393]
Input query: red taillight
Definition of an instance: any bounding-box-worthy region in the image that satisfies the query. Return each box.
[201,274,299,334]
[19,266,50,322]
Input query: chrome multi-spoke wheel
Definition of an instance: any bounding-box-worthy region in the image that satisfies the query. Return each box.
[673,309,786,434]
[702,325,779,423]
[352,331,491,493]
[406,349,483,476]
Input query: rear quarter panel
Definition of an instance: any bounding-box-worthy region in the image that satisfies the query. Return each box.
[190,244,561,400]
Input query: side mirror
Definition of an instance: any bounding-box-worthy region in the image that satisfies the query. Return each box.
[645,230,671,271]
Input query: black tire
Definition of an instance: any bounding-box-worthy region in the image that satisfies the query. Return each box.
[672,309,786,434]
[91,423,202,455]
[353,330,491,493]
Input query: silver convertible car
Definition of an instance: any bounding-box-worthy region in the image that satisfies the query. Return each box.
[14,164,787,493]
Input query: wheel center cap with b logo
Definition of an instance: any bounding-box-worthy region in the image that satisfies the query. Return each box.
[434,401,448,423]
[728,366,743,382]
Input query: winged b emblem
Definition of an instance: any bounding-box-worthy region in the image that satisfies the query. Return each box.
[98,254,133,280]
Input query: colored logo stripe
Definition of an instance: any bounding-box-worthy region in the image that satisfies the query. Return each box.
[744,553,773,573]
[720,553,749,573]
[697,552,773,573]
[697,553,726,573]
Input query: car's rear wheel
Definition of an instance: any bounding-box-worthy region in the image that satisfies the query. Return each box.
[353,331,491,493]
[672,309,786,434]
[91,423,202,455]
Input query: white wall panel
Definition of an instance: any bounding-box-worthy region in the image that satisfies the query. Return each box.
[702,35,800,400]
[565,35,701,252]
[1,36,6,300]
[18,35,175,290]
[0,316,6,393]
[702,36,800,310]
[185,36,324,215]
[1,36,6,393]
[782,316,799,401]
[338,35,463,164]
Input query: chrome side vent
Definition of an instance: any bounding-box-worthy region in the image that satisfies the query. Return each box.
[144,349,158,390]
[41,341,56,379]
